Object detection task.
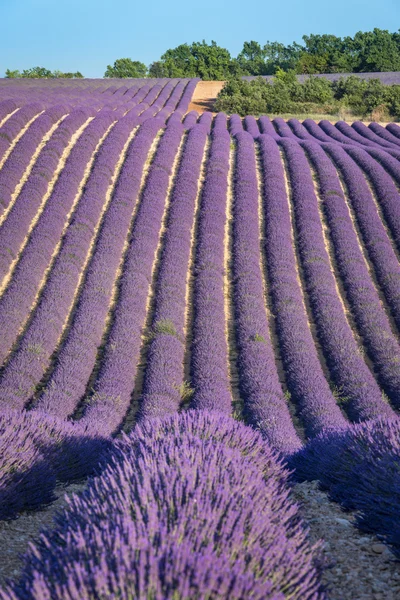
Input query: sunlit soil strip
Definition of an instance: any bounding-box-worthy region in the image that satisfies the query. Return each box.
[30,125,140,404]
[122,133,187,431]
[0,111,45,172]
[74,130,164,417]
[280,149,333,385]
[182,137,210,405]
[0,122,116,365]
[225,144,243,418]
[255,142,306,441]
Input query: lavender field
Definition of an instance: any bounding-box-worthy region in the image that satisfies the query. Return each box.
[0,79,399,599]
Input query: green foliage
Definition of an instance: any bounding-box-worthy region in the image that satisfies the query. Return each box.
[104,58,147,78]
[215,72,400,118]
[148,40,235,80]
[252,333,267,343]
[147,319,178,341]
[5,67,84,78]
[146,29,400,80]
[175,381,195,402]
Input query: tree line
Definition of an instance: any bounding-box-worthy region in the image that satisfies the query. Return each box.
[5,29,400,80]
[5,67,83,79]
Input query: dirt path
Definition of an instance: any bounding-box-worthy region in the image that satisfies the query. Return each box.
[187,81,225,114]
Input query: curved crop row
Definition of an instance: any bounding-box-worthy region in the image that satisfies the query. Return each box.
[259,135,346,437]
[345,145,400,259]
[230,131,301,454]
[321,143,400,406]
[24,112,141,416]
[139,123,209,420]
[23,118,161,420]
[0,103,44,164]
[351,121,400,150]
[0,112,118,403]
[0,105,68,217]
[79,121,185,435]
[0,108,94,281]
[334,145,400,332]
[0,99,19,124]
[302,140,395,419]
[189,114,232,412]
[369,121,400,146]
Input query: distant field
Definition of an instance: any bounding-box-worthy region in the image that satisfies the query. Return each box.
[0,80,399,599]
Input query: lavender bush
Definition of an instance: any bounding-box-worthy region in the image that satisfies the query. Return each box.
[1,411,324,599]
[291,415,400,556]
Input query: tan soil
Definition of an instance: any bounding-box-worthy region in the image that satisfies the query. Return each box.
[187,81,225,114]
[293,481,400,600]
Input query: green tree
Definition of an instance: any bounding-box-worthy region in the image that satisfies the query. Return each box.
[148,61,166,77]
[350,29,400,72]
[236,41,267,75]
[153,41,233,80]
[21,66,52,78]
[104,58,147,78]
[5,69,21,78]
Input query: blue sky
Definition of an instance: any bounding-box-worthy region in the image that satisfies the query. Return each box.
[0,0,399,77]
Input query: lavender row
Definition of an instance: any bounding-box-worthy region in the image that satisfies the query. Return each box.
[292,416,400,557]
[301,140,395,418]
[319,120,400,158]
[320,142,400,406]
[0,99,18,123]
[139,124,209,420]
[243,115,260,137]
[351,121,400,150]
[79,122,185,434]
[273,117,299,140]
[12,112,140,415]
[0,105,68,217]
[174,78,199,114]
[259,116,280,138]
[369,122,400,146]
[345,145,400,260]
[189,114,232,413]
[229,114,243,136]
[365,146,400,187]
[0,103,43,162]
[2,412,324,600]
[231,131,301,454]
[332,144,400,332]
[259,135,346,436]
[0,409,109,520]
[25,118,162,421]
[0,107,93,281]
[0,112,118,397]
